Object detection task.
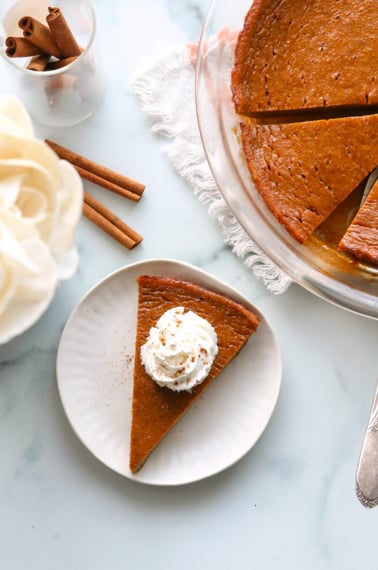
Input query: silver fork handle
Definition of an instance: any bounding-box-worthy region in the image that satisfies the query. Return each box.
[356,380,378,508]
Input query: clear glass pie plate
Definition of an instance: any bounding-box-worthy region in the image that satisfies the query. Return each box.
[195,0,378,319]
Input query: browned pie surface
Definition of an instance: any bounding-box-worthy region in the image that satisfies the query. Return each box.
[129,275,260,473]
[232,0,378,115]
[240,115,378,243]
[339,179,378,264]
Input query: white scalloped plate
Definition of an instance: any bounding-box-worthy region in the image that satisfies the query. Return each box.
[56,259,282,485]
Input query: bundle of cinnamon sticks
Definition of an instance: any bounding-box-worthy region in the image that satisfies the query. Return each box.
[46,140,145,250]
[5,6,82,71]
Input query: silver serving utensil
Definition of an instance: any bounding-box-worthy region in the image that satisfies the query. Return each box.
[354,171,378,508]
[361,166,378,205]
[356,379,378,508]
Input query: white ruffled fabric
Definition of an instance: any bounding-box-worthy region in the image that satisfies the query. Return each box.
[131,41,291,294]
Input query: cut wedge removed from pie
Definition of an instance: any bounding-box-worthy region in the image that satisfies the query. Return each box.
[129,275,260,474]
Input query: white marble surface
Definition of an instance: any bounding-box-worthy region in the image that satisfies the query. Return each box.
[0,1,377,568]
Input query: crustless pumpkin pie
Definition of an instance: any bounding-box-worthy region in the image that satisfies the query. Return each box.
[129,275,260,474]
[231,0,378,262]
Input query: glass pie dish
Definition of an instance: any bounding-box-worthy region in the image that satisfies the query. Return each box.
[195,0,378,319]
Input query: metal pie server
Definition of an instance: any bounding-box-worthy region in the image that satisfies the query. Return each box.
[354,171,378,508]
[356,380,378,508]
[361,166,378,205]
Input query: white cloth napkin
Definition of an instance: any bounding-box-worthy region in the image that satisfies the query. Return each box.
[131,40,291,294]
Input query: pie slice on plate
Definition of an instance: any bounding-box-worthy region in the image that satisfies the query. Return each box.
[129,274,260,473]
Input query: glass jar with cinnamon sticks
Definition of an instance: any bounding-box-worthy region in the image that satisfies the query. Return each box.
[0,0,105,126]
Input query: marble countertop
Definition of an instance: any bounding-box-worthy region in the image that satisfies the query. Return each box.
[0,1,377,568]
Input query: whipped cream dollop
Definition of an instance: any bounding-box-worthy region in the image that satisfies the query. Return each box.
[141,306,218,392]
[0,95,83,344]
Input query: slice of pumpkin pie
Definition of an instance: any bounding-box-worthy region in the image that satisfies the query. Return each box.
[231,0,378,115]
[239,114,378,243]
[129,275,260,474]
[338,178,378,264]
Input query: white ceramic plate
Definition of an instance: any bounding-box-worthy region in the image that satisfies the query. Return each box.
[56,259,282,486]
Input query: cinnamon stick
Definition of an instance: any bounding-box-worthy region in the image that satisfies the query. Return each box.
[27,53,50,71]
[46,7,82,58]
[45,139,145,201]
[18,16,62,59]
[83,192,143,250]
[45,55,79,70]
[5,36,46,57]
[76,165,142,202]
